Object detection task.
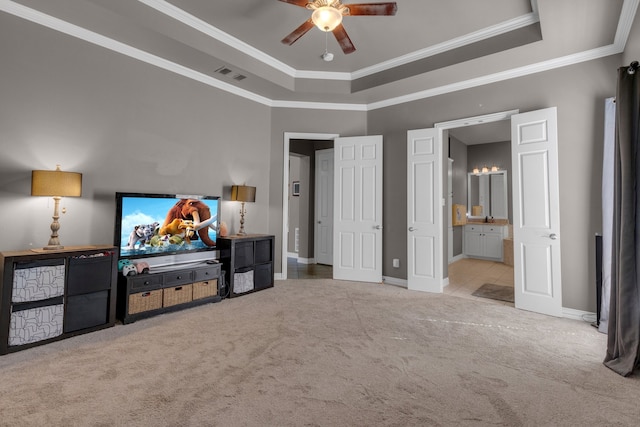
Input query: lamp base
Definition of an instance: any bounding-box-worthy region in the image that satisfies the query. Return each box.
[238,201,247,236]
[43,244,64,251]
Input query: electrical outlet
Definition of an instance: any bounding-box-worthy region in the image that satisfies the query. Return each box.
[393,258,400,268]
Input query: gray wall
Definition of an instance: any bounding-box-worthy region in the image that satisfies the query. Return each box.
[623,12,640,65]
[287,155,302,256]
[2,8,637,314]
[368,56,620,312]
[0,13,271,251]
[449,136,467,257]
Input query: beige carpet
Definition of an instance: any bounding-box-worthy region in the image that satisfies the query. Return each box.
[0,279,638,426]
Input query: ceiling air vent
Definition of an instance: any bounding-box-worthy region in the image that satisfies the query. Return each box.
[233,74,247,81]
[215,66,232,75]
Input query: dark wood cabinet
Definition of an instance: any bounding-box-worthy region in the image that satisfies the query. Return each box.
[117,262,222,324]
[218,235,274,298]
[0,245,117,355]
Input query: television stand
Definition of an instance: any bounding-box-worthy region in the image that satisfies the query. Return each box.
[117,261,222,324]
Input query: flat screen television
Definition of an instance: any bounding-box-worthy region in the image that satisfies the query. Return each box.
[114,192,220,261]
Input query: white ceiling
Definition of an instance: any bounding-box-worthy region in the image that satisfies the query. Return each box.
[2,0,635,111]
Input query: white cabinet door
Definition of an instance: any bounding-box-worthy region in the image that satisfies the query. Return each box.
[464,227,483,257]
[483,232,503,259]
[464,224,505,260]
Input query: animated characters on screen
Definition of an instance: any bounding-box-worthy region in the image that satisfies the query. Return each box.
[160,199,216,246]
[124,198,217,251]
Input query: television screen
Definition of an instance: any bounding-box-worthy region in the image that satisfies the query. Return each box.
[114,192,220,260]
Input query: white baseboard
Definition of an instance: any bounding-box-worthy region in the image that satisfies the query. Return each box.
[449,254,466,263]
[383,276,407,288]
[286,254,315,264]
[562,307,597,323]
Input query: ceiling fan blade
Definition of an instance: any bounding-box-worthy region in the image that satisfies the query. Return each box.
[277,0,310,7]
[332,24,356,54]
[345,2,398,16]
[281,19,315,45]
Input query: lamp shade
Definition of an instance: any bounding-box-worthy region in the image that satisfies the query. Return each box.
[31,166,82,197]
[231,185,256,203]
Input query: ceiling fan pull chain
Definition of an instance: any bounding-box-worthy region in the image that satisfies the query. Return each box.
[322,31,334,61]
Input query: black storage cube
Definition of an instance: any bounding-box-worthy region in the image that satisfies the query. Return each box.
[234,242,254,269]
[64,290,109,333]
[254,263,272,291]
[67,255,113,295]
[255,239,272,264]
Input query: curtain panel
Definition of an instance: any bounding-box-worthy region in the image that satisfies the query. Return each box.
[604,63,640,376]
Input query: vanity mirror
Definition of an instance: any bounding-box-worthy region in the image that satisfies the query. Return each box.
[468,170,508,219]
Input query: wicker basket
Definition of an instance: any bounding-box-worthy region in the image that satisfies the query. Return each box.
[163,284,193,307]
[128,290,162,314]
[192,280,218,300]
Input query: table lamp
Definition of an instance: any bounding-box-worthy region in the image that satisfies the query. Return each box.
[230,185,256,236]
[31,165,82,250]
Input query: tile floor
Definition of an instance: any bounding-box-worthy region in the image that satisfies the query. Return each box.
[444,258,515,306]
[287,258,333,279]
[287,256,514,306]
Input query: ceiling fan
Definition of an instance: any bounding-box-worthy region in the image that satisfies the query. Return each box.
[278,0,398,55]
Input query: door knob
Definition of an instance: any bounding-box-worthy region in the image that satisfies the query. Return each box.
[549,233,557,240]
[408,227,417,232]
[375,225,383,230]
[318,221,322,224]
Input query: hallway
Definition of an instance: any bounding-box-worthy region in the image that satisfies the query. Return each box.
[444,258,515,306]
[287,258,333,279]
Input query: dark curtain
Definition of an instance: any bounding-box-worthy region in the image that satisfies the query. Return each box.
[604,62,640,376]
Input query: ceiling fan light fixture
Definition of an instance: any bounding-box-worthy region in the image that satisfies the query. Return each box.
[312,6,343,32]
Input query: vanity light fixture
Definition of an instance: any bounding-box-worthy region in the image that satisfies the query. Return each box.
[473,167,480,174]
[481,166,489,173]
[491,165,499,172]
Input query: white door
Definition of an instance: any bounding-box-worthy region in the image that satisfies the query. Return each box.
[407,128,442,292]
[511,107,563,317]
[315,148,334,265]
[448,158,454,263]
[333,135,383,282]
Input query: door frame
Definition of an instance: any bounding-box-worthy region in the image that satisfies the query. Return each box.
[407,110,519,289]
[282,132,339,280]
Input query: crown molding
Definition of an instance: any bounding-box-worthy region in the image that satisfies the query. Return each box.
[1,0,636,112]
[0,0,274,107]
[139,0,542,83]
[272,100,367,111]
[351,12,540,80]
[137,0,300,78]
[615,0,639,47]
[366,43,624,111]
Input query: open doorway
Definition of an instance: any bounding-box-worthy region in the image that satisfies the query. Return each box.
[445,119,515,305]
[282,133,337,280]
